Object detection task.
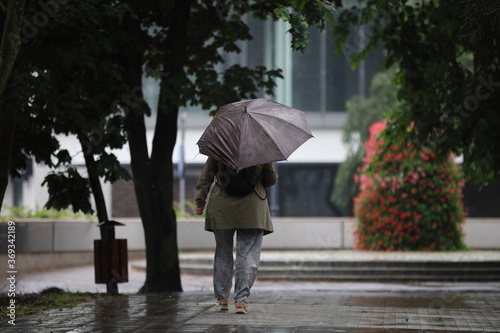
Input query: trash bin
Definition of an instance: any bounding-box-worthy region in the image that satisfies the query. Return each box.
[94,220,128,294]
[94,238,128,284]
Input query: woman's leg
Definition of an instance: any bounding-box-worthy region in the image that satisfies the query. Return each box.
[234,228,264,303]
[213,229,235,300]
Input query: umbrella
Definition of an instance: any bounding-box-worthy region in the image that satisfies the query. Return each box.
[197,98,313,171]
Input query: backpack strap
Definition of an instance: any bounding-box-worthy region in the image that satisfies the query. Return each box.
[254,166,267,200]
[254,186,267,200]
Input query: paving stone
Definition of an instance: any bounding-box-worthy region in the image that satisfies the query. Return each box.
[2,291,500,332]
[2,252,500,332]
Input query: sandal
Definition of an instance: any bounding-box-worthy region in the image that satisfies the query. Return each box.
[235,301,248,314]
[216,298,229,311]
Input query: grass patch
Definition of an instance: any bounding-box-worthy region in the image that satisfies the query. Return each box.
[0,287,103,318]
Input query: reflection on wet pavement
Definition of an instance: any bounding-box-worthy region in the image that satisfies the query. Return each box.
[2,290,500,332]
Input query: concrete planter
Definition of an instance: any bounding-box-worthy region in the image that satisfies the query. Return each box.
[0,217,498,273]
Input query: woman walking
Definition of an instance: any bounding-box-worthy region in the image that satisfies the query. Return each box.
[194,157,278,314]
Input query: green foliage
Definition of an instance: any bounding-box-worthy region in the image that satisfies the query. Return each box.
[331,69,398,215]
[196,65,284,116]
[354,121,467,251]
[274,1,336,52]
[331,0,500,184]
[42,168,93,214]
[0,205,95,222]
[2,0,134,214]
[459,0,500,41]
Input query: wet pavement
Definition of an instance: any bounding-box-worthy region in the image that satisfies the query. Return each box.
[2,289,500,332]
[2,256,500,332]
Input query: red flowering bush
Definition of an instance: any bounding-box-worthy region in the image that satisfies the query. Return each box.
[354,121,467,251]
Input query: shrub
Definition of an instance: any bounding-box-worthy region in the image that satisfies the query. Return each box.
[353,121,467,251]
[0,205,95,222]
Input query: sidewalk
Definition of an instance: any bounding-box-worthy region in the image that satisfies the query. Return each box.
[2,253,500,332]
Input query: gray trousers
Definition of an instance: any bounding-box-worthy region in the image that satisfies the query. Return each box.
[213,229,264,302]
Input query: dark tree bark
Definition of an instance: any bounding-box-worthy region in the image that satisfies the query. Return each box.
[0,0,25,208]
[140,0,192,293]
[0,0,25,95]
[124,82,184,293]
[0,103,17,208]
[121,0,192,293]
[78,134,109,236]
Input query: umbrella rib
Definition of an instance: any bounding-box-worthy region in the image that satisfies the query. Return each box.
[250,112,313,137]
[244,115,287,162]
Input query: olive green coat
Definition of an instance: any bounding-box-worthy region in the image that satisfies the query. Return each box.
[195,157,278,235]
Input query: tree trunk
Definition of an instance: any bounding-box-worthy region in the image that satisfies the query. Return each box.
[124,85,183,293]
[78,134,123,294]
[122,0,191,293]
[78,134,109,237]
[0,0,25,96]
[0,104,17,207]
[0,0,25,207]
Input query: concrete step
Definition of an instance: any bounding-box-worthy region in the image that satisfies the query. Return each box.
[178,262,500,282]
[256,274,500,282]
[132,251,500,282]
[180,258,500,268]
[173,252,500,282]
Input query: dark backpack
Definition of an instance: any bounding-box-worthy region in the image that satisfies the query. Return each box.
[218,164,258,197]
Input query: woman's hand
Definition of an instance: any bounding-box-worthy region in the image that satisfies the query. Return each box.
[195,206,204,215]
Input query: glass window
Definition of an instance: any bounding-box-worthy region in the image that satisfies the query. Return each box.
[276,163,342,217]
[327,28,361,111]
[291,27,322,111]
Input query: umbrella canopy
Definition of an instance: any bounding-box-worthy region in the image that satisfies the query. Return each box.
[197,98,313,171]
